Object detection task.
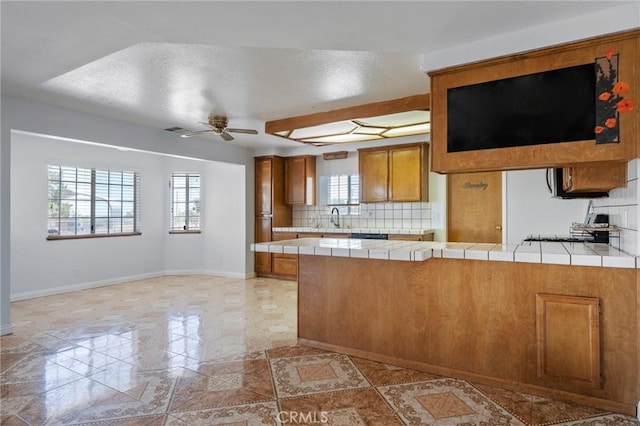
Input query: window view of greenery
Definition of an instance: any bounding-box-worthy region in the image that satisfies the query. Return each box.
[170,173,201,231]
[324,174,360,215]
[47,165,139,237]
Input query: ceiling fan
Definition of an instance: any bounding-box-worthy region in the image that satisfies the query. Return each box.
[180,115,258,141]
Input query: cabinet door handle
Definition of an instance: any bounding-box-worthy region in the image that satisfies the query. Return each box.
[496,225,502,231]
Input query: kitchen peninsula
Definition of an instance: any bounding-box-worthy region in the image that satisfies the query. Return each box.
[252,238,638,415]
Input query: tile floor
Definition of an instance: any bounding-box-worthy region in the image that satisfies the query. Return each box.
[1,275,638,425]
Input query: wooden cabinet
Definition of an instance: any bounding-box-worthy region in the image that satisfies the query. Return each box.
[298,258,638,414]
[388,233,434,241]
[255,157,273,215]
[359,148,389,202]
[255,216,273,275]
[272,254,297,279]
[359,143,428,203]
[389,144,427,201]
[254,156,292,278]
[270,231,352,280]
[428,30,639,173]
[285,155,316,205]
[536,294,602,389]
[563,162,627,193]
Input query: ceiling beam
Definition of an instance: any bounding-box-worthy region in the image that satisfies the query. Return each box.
[265,93,430,134]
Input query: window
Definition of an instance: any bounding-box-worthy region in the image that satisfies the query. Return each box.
[170,172,201,232]
[326,174,359,215]
[47,165,140,238]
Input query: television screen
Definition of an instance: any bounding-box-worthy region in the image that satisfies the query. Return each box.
[447,64,596,153]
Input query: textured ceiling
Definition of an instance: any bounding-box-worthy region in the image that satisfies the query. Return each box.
[1,1,634,150]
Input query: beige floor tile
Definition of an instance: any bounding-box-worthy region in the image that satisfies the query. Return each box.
[3,275,638,426]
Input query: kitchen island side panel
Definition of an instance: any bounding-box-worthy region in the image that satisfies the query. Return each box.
[297,255,638,414]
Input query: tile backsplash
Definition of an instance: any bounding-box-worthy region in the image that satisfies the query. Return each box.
[293,202,432,230]
[591,158,639,255]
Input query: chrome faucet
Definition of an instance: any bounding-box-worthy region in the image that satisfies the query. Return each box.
[330,207,340,228]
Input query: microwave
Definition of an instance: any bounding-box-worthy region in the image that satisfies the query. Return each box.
[548,168,609,199]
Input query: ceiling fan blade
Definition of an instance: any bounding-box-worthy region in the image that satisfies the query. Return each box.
[220,132,234,141]
[226,128,258,135]
[180,129,213,138]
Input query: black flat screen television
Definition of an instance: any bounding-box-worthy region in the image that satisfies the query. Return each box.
[447,64,596,153]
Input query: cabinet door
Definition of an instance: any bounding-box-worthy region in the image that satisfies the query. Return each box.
[272,254,297,279]
[389,144,427,201]
[388,234,423,241]
[255,216,272,274]
[359,148,389,202]
[563,162,627,193]
[285,157,306,205]
[255,157,273,215]
[536,294,601,389]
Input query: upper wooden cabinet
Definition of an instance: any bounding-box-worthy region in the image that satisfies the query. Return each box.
[428,30,639,173]
[255,156,274,215]
[359,148,389,202]
[359,143,428,202]
[563,161,627,193]
[254,156,291,224]
[285,155,316,205]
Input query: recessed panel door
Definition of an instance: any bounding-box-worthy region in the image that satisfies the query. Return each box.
[447,171,502,243]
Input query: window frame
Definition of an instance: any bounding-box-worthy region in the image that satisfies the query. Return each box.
[47,165,141,240]
[326,173,360,215]
[169,172,201,234]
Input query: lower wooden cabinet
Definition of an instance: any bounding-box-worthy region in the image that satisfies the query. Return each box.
[272,253,298,280]
[388,233,434,241]
[536,294,601,389]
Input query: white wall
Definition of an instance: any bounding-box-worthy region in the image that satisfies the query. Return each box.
[592,159,639,255]
[1,95,256,332]
[505,169,588,244]
[10,131,248,300]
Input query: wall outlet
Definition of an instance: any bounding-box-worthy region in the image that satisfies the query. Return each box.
[73,267,80,277]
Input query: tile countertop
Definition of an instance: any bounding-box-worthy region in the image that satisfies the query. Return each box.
[250,238,636,269]
[272,227,435,235]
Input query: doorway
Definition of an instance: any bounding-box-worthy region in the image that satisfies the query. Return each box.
[447,171,503,243]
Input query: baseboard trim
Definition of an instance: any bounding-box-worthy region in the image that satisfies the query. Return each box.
[0,323,14,336]
[10,271,165,302]
[10,269,258,301]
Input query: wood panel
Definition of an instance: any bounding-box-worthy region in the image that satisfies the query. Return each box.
[447,171,502,243]
[297,256,638,414]
[359,148,389,202]
[254,156,292,278]
[388,233,434,241]
[389,143,428,201]
[272,232,297,241]
[254,216,272,274]
[272,253,297,279]
[536,294,601,389]
[255,157,272,215]
[563,161,627,192]
[285,155,316,205]
[429,30,639,173]
[266,94,430,134]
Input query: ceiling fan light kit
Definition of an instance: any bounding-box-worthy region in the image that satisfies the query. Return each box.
[180,115,258,141]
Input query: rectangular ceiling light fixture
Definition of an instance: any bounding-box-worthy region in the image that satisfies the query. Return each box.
[265,94,430,146]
